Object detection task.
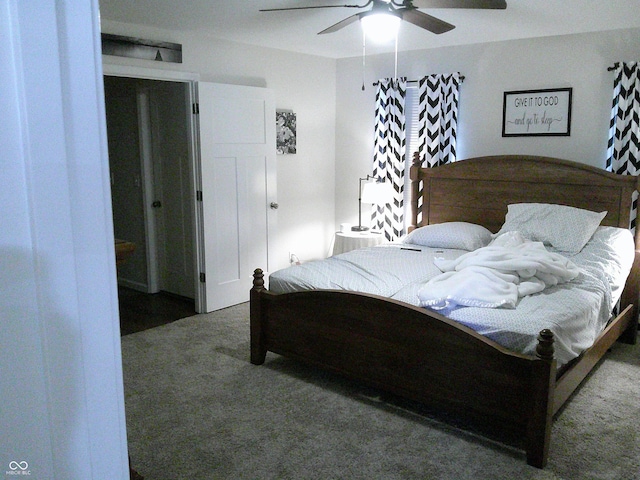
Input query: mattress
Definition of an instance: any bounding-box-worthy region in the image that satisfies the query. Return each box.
[268,226,634,366]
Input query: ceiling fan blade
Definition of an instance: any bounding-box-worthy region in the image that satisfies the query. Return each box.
[260,3,368,12]
[318,13,361,34]
[409,0,506,9]
[401,9,455,34]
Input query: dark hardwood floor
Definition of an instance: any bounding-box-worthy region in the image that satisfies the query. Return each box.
[118,287,196,336]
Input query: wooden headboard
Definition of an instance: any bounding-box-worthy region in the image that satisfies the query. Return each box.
[409,154,640,239]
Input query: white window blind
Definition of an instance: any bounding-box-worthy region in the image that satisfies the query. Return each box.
[403,85,420,232]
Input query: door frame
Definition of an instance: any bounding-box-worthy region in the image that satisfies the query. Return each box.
[103,64,206,312]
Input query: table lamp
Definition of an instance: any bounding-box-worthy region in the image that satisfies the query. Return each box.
[352,176,393,231]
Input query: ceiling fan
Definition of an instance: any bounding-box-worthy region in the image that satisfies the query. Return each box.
[260,0,507,36]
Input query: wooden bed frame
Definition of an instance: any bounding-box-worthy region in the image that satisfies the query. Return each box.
[250,155,639,468]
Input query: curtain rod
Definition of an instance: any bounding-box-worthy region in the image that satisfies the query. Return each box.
[608,63,620,71]
[372,75,465,87]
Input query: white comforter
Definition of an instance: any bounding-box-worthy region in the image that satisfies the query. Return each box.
[418,239,580,310]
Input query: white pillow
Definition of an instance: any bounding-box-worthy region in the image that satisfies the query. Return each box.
[489,230,528,248]
[404,222,493,251]
[496,203,607,254]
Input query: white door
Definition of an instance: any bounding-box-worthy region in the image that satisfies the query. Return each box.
[150,81,195,299]
[136,80,195,299]
[198,83,277,312]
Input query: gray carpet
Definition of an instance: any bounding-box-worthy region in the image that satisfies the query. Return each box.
[122,303,640,479]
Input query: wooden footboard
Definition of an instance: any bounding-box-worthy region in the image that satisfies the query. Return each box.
[251,269,557,467]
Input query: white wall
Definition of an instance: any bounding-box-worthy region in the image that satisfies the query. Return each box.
[335,28,640,230]
[1,1,129,478]
[100,21,640,254]
[101,20,338,265]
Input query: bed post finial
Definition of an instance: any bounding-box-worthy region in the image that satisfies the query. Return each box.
[409,151,423,232]
[253,268,265,290]
[536,329,555,362]
[412,150,421,167]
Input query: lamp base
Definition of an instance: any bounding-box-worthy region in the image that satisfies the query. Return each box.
[351,225,369,232]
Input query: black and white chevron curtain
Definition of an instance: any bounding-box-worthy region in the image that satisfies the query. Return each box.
[413,73,461,226]
[606,62,640,231]
[371,74,460,240]
[371,77,407,240]
[417,73,461,168]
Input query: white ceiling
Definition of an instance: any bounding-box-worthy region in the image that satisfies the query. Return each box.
[98,1,640,59]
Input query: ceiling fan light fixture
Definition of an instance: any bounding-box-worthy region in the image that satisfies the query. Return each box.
[360,11,401,43]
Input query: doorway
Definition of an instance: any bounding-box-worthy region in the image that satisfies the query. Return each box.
[104,76,196,305]
[103,66,277,314]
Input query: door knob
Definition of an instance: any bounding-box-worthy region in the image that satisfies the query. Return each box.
[270,202,279,210]
[152,200,162,208]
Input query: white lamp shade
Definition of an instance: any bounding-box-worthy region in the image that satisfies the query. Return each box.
[361,181,393,205]
[360,13,401,43]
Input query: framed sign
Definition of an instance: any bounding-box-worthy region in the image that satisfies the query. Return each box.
[502,88,572,137]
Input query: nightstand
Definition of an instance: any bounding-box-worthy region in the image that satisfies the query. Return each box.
[332,230,385,255]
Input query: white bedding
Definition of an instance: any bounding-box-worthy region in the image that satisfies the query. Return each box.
[268,226,634,366]
[268,244,460,298]
[418,236,580,310]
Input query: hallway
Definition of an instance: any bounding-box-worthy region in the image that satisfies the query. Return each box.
[118,287,195,336]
